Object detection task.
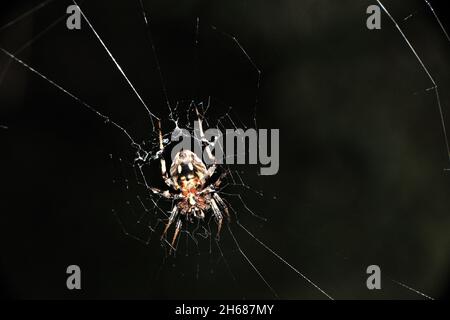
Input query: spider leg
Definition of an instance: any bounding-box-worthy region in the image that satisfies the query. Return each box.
[157,120,174,188]
[210,198,223,240]
[171,219,182,248]
[195,107,217,181]
[161,206,178,240]
[213,193,230,222]
[149,187,174,199]
[196,169,226,196]
[214,172,227,189]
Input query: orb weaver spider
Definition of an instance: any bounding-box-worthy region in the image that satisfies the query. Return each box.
[150,108,230,249]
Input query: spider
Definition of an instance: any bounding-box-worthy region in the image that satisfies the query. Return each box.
[150,108,230,249]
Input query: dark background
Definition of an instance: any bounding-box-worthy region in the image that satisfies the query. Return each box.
[0,0,449,299]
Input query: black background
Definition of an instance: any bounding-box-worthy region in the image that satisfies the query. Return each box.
[0,0,449,299]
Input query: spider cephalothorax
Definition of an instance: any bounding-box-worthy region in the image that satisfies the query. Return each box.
[151,109,229,249]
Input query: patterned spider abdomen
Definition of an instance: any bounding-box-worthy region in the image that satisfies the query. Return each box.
[170,150,208,188]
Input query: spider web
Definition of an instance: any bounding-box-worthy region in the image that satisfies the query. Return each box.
[0,0,449,299]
